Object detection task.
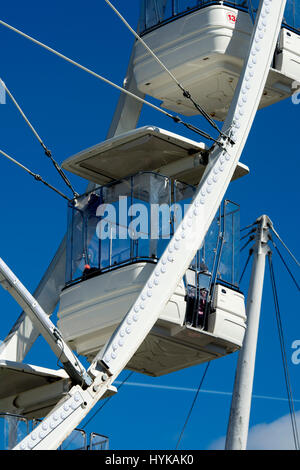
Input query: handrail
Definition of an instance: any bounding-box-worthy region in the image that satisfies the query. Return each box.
[0,413,109,450]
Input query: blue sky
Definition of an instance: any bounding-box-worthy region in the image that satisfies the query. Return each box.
[0,0,299,450]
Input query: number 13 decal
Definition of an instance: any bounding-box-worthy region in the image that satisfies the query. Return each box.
[227,13,237,24]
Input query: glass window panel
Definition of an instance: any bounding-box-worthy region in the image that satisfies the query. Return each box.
[84,191,102,271]
[173,180,196,267]
[100,180,131,269]
[218,201,240,287]
[284,0,294,27]
[90,433,109,450]
[60,429,87,450]
[0,414,29,450]
[200,208,220,275]
[296,1,300,31]
[139,0,169,31]
[69,207,85,282]
[139,0,299,34]
[66,172,240,290]
[131,173,151,259]
[177,1,199,14]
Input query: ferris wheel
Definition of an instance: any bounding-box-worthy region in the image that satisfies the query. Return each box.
[0,0,299,450]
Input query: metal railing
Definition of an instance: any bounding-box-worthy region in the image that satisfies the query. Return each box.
[0,413,109,450]
[66,172,240,290]
[139,0,300,35]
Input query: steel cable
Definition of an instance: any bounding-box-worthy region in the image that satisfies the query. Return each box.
[0,78,79,198]
[239,249,253,284]
[0,19,218,144]
[271,227,300,268]
[81,371,134,430]
[103,0,225,139]
[268,255,300,450]
[271,241,300,292]
[0,149,71,201]
[63,371,134,450]
[175,362,210,450]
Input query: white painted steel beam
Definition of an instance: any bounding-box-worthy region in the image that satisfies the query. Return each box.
[0,237,66,362]
[225,216,272,450]
[0,258,92,387]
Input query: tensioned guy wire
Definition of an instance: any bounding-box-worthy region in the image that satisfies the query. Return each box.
[0,149,71,201]
[103,0,225,138]
[240,228,256,241]
[0,78,79,198]
[175,362,210,450]
[81,371,134,430]
[240,235,255,252]
[240,221,258,232]
[271,226,300,268]
[239,249,253,284]
[268,255,300,450]
[0,19,220,145]
[62,371,134,450]
[271,240,300,292]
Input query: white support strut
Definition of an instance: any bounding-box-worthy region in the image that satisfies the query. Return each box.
[12,0,287,450]
[225,216,272,450]
[0,236,67,362]
[0,258,92,387]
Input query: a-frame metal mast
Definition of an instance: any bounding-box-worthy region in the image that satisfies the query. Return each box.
[225,215,272,450]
